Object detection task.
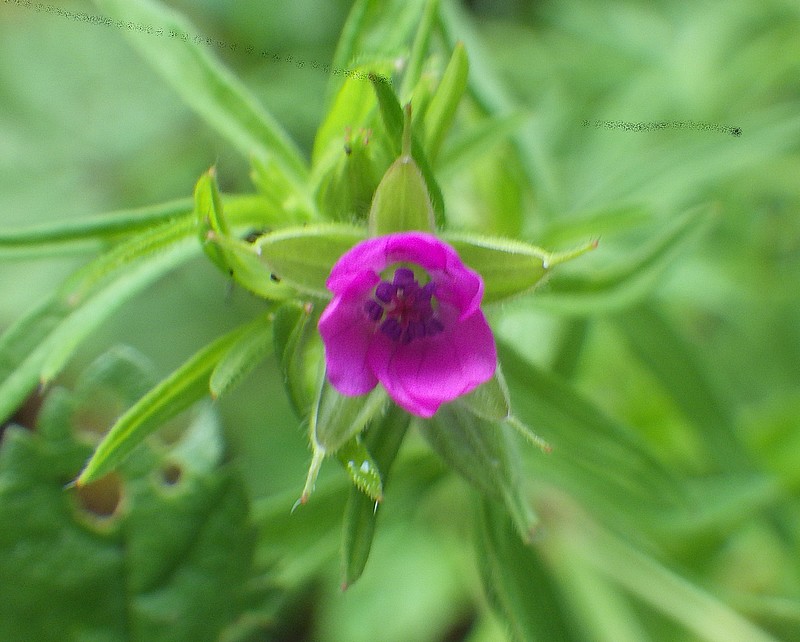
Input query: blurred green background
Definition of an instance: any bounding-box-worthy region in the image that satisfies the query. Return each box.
[1,0,799,640]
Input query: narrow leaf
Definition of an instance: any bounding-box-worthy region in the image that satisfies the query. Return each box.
[0,228,198,423]
[209,313,274,400]
[499,342,679,516]
[342,404,410,588]
[438,111,530,176]
[424,41,469,163]
[477,499,577,642]
[371,76,446,225]
[533,206,714,314]
[400,0,440,98]
[91,0,310,197]
[76,324,253,485]
[615,304,749,472]
[424,404,538,540]
[0,197,192,252]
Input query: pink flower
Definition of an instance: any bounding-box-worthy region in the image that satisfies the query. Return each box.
[318,232,497,417]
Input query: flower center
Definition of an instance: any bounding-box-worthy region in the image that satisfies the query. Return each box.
[364,267,444,344]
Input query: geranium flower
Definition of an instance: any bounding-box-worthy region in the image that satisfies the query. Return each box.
[318,232,497,417]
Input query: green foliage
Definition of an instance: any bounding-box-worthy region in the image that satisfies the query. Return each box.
[0,349,268,642]
[1,0,799,639]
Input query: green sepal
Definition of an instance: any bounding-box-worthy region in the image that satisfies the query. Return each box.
[194,166,230,274]
[458,368,552,455]
[272,301,319,417]
[254,224,366,298]
[312,381,388,455]
[312,62,393,168]
[195,167,299,299]
[368,153,436,235]
[370,79,446,227]
[458,367,512,422]
[423,404,538,541]
[206,233,294,300]
[316,128,385,223]
[336,436,384,503]
[443,232,597,305]
[424,41,469,164]
[300,380,388,503]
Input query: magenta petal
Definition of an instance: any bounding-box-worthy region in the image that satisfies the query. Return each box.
[367,305,497,417]
[318,271,380,396]
[329,233,484,315]
[432,269,483,320]
[321,232,497,416]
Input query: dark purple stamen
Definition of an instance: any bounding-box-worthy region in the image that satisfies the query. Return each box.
[363,268,445,344]
[364,299,383,321]
[392,268,416,287]
[375,281,395,303]
[380,318,403,341]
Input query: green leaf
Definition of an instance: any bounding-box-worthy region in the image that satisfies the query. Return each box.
[326,0,371,101]
[341,403,411,588]
[209,313,274,400]
[0,197,193,254]
[499,342,679,518]
[223,192,299,229]
[476,499,577,642]
[59,216,197,306]
[39,232,198,386]
[444,232,596,305]
[534,494,779,642]
[249,154,318,224]
[614,304,750,472]
[254,224,366,297]
[91,0,311,206]
[424,404,538,540]
[0,222,198,423]
[0,350,265,642]
[437,111,530,177]
[532,205,714,314]
[76,323,255,486]
[423,41,469,163]
[371,74,406,155]
[399,0,440,99]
